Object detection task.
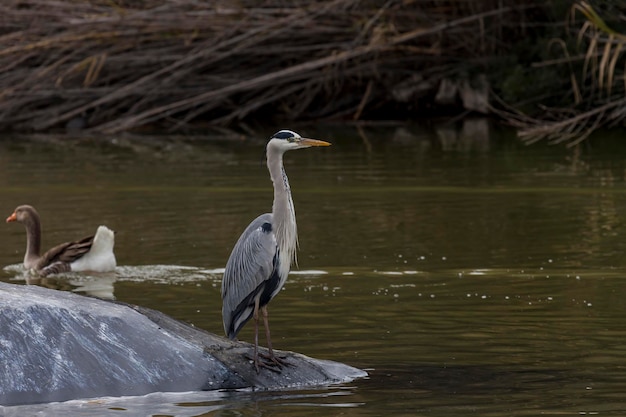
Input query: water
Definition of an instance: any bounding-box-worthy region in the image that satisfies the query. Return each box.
[2,122,626,415]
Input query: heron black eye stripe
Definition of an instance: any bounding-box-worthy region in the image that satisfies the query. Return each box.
[271,130,298,140]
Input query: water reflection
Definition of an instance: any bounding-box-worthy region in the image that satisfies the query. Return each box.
[1,385,363,417]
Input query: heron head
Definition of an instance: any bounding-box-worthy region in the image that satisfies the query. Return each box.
[267,130,331,153]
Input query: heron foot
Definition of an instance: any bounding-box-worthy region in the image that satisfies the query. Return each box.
[259,351,291,369]
[244,351,291,374]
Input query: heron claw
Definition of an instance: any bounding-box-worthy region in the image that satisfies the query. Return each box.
[259,352,291,369]
[244,352,291,374]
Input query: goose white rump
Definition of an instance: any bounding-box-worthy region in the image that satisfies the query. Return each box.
[67,225,116,272]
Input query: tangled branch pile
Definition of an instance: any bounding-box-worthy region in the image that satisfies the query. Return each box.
[0,0,532,133]
[502,1,626,146]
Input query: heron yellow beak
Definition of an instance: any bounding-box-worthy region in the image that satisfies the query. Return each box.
[6,212,16,223]
[300,138,331,147]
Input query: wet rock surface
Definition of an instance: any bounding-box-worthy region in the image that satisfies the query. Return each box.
[0,282,366,406]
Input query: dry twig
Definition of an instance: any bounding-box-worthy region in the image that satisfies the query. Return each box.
[0,0,526,133]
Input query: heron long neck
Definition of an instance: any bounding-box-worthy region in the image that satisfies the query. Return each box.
[267,150,298,272]
[23,217,42,268]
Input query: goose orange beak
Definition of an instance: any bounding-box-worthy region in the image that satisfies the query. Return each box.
[6,212,16,223]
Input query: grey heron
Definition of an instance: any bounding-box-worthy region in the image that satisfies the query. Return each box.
[221,129,331,372]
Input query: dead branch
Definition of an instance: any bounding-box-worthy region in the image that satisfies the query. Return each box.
[0,0,528,133]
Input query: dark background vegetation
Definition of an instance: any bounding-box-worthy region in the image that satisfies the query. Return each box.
[0,0,624,143]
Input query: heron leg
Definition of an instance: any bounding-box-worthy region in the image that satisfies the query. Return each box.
[252,297,261,373]
[259,305,290,368]
[245,298,290,374]
[247,297,281,373]
[245,298,282,374]
[262,305,277,359]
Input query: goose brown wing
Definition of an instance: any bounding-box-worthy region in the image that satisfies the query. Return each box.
[35,235,95,270]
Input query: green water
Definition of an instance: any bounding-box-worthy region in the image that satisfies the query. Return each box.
[2,122,626,415]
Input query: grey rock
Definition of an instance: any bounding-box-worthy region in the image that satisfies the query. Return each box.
[0,282,366,406]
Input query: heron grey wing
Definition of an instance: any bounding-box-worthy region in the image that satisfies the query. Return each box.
[222,213,277,339]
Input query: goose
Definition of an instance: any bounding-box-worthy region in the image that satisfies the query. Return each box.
[6,205,116,277]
